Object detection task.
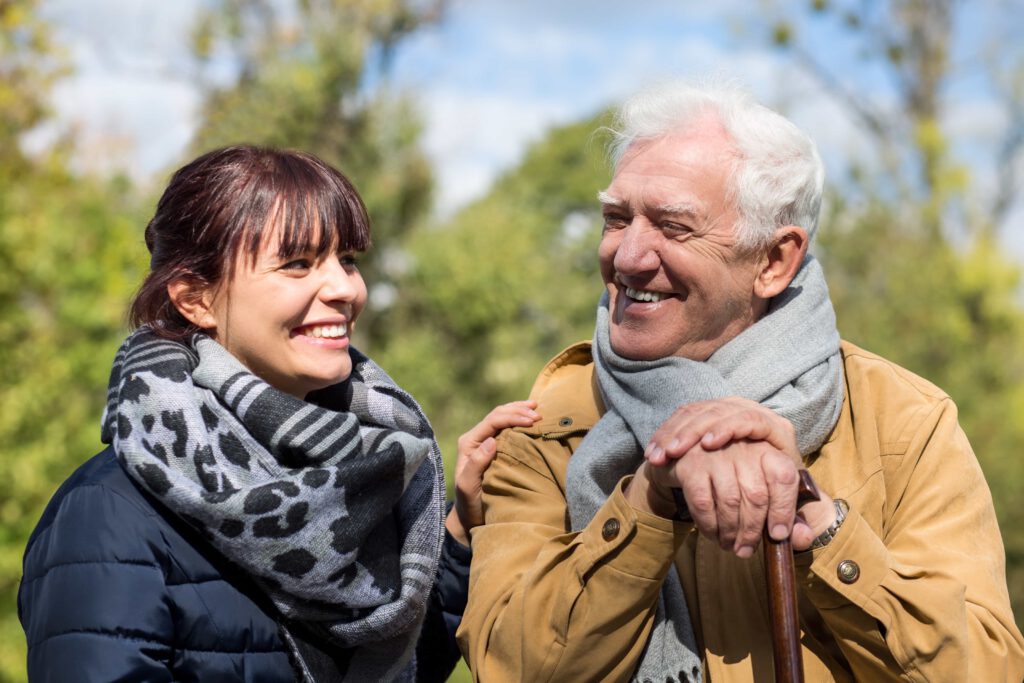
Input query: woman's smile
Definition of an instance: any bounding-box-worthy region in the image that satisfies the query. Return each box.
[291,319,352,347]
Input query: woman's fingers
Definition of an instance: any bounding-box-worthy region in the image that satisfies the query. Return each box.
[457,437,498,486]
[457,400,539,456]
[453,400,540,543]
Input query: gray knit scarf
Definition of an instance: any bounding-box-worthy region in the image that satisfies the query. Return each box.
[101,327,445,682]
[567,256,844,683]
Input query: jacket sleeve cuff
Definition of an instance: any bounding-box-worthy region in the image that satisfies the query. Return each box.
[801,505,889,607]
[574,476,686,581]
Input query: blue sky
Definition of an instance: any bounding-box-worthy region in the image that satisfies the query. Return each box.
[375,0,876,212]
[34,0,1024,256]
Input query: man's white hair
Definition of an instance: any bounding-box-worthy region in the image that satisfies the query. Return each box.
[607,78,825,251]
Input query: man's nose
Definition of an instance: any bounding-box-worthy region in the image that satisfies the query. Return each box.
[613,220,660,274]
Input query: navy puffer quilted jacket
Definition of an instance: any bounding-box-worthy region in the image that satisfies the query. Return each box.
[19,447,465,682]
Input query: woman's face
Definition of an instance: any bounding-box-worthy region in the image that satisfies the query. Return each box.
[203,224,368,399]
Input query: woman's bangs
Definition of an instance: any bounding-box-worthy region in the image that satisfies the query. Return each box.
[270,168,371,260]
[230,152,371,268]
[271,194,337,260]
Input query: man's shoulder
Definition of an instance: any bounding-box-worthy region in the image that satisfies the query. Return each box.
[837,340,955,450]
[518,341,601,438]
[490,342,599,487]
[840,340,949,404]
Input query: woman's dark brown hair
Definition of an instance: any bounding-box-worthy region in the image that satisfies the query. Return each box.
[130,145,372,340]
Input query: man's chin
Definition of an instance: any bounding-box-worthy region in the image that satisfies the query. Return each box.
[609,333,667,362]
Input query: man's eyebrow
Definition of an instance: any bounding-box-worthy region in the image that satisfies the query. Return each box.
[597,190,626,208]
[597,191,707,226]
[654,201,704,220]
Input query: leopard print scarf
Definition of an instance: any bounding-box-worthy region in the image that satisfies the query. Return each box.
[101,327,444,681]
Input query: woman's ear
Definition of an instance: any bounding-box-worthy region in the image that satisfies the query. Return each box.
[754,226,809,299]
[167,277,218,330]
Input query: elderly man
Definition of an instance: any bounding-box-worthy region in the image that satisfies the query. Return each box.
[457,81,1024,682]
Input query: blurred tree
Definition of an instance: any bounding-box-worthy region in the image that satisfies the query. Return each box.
[376,114,611,485]
[762,0,1024,629]
[0,2,150,679]
[186,0,441,344]
[763,0,1024,235]
[0,0,65,171]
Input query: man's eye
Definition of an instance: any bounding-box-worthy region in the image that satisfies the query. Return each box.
[661,222,692,237]
[603,215,629,231]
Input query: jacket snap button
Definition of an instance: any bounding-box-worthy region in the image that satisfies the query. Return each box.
[602,518,620,541]
[837,559,860,584]
[558,417,573,427]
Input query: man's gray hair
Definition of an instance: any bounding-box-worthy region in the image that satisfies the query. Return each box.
[607,78,825,250]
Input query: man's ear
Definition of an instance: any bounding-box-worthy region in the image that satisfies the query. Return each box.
[753,226,808,299]
[167,277,218,330]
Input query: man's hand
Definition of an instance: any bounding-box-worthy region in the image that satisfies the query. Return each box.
[446,400,540,546]
[633,398,838,555]
[645,397,800,467]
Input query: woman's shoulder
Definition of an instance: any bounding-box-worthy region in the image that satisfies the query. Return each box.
[19,449,294,681]
[22,447,171,579]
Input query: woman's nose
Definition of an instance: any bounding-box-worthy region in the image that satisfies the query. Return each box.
[319,257,360,301]
[613,221,660,275]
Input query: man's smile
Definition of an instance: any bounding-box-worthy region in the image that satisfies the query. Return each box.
[623,285,668,303]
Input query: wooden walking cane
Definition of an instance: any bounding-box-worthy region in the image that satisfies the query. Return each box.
[762,470,821,683]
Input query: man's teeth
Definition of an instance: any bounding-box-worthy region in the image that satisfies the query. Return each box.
[307,324,347,338]
[624,286,667,303]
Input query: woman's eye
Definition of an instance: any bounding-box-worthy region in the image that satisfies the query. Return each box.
[281,259,312,271]
[340,253,360,269]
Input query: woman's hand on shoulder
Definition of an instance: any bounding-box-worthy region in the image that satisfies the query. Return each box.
[446,400,540,546]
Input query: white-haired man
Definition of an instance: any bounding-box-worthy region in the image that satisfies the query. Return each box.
[458,81,1024,682]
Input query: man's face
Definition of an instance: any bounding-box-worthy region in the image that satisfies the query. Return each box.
[598,118,766,361]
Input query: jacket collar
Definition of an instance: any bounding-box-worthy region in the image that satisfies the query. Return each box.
[517,341,604,439]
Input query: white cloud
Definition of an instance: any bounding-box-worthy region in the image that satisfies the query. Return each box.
[36,0,205,178]
[50,73,200,179]
[42,0,202,62]
[417,89,577,213]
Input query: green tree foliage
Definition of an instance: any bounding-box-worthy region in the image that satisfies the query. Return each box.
[0,0,65,161]
[0,6,150,680]
[375,115,611,465]
[0,170,149,680]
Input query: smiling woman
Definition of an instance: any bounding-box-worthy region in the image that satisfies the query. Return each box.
[17,145,539,682]
[135,147,372,398]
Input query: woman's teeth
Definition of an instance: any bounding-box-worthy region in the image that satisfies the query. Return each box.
[306,324,347,338]
[624,286,667,303]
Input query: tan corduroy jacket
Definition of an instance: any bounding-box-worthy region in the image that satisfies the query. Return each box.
[458,341,1024,682]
